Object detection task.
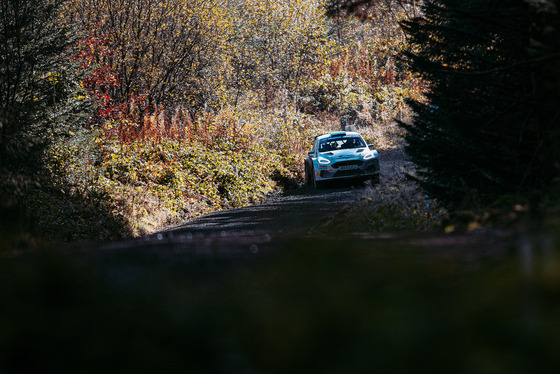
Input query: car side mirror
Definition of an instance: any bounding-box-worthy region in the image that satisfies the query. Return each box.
[367,144,375,150]
[308,151,314,157]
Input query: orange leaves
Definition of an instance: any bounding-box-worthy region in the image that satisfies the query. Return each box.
[97,103,255,155]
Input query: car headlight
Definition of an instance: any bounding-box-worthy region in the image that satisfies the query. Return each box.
[363,150,377,160]
[318,157,331,165]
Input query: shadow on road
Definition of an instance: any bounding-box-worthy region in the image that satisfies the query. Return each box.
[166,180,371,236]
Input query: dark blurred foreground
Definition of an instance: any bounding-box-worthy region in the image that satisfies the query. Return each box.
[1,232,560,374]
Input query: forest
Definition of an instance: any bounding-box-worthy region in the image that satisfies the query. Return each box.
[1,0,559,247]
[2,1,560,372]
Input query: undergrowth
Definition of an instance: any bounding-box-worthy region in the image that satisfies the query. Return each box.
[321,167,448,233]
[5,101,419,247]
[22,107,317,242]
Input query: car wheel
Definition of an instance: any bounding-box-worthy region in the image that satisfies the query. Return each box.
[371,174,380,185]
[313,172,323,189]
[304,161,313,186]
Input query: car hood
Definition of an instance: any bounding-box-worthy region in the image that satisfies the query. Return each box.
[320,148,369,159]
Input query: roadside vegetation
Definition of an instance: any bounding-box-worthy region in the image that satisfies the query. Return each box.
[34,108,316,241]
[0,0,424,251]
[322,168,448,233]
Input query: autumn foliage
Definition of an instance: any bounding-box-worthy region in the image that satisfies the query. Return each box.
[1,0,426,244]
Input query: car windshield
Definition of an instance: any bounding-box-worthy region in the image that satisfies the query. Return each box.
[318,136,366,152]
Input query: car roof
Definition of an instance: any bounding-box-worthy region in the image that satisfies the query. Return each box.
[316,131,362,140]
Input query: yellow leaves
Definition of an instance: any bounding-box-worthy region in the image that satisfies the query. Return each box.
[63,0,232,106]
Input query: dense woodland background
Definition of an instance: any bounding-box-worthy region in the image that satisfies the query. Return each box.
[1,0,559,248]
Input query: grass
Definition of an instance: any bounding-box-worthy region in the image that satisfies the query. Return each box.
[321,167,447,234]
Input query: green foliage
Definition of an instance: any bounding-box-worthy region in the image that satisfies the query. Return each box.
[0,0,97,248]
[300,69,370,114]
[247,108,318,187]
[20,129,128,242]
[0,0,91,197]
[100,138,277,209]
[24,107,314,241]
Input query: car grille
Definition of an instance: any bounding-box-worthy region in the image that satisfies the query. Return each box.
[332,160,363,168]
[334,169,363,177]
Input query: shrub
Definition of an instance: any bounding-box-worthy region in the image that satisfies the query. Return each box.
[26,106,314,241]
[321,171,447,233]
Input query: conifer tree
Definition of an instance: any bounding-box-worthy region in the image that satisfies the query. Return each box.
[0,0,87,197]
[401,0,560,206]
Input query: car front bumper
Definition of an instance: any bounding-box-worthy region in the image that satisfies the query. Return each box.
[315,158,380,181]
